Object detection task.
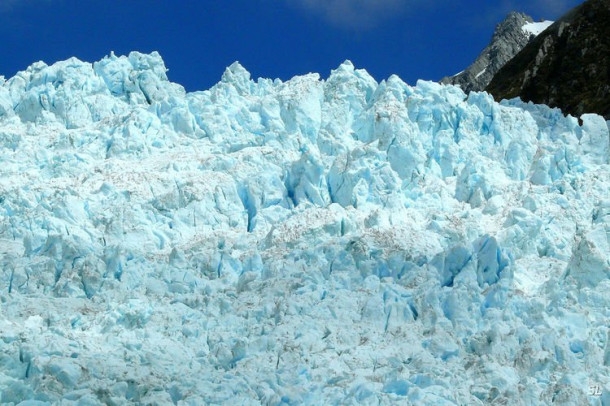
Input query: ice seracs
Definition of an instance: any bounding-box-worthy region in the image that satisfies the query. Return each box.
[0,51,609,404]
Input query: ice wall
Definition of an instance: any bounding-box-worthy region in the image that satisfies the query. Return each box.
[0,52,609,405]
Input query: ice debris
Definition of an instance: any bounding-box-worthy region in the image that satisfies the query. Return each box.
[0,51,609,404]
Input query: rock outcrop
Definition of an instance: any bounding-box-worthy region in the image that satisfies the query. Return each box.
[487,0,610,120]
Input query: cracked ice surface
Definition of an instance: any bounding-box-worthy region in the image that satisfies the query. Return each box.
[0,51,609,405]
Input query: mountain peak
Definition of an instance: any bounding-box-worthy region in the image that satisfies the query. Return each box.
[440,11,541,93]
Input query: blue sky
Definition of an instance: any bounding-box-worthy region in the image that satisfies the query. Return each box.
[0,0,584,91]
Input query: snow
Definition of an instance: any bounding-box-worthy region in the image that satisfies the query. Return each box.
[474,67,487,79]
[522,20,554,36]
[0,51,609,404]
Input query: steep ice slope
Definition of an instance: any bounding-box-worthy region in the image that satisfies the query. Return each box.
[0,52,609,405]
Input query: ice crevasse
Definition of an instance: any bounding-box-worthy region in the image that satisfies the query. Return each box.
[0,51,609,405]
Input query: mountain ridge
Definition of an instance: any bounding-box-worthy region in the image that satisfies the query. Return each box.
[440,12,541,93]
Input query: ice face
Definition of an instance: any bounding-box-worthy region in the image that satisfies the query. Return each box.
[0,52,609,405]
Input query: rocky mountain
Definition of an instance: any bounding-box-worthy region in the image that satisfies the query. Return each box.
[487,0,610,120]
[440,12,551,93]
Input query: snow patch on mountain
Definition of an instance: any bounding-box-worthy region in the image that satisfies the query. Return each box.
[0,51,609,405]
[522,20,554,36]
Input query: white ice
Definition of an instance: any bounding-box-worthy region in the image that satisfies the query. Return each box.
[0,52,609,405]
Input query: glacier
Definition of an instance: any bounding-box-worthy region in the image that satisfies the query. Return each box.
[0,51,609,405]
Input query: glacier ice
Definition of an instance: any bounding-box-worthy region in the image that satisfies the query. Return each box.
[0,51,609,405]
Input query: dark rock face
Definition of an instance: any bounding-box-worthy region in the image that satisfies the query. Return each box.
[486,0,610,120]
[441,12,535,93]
